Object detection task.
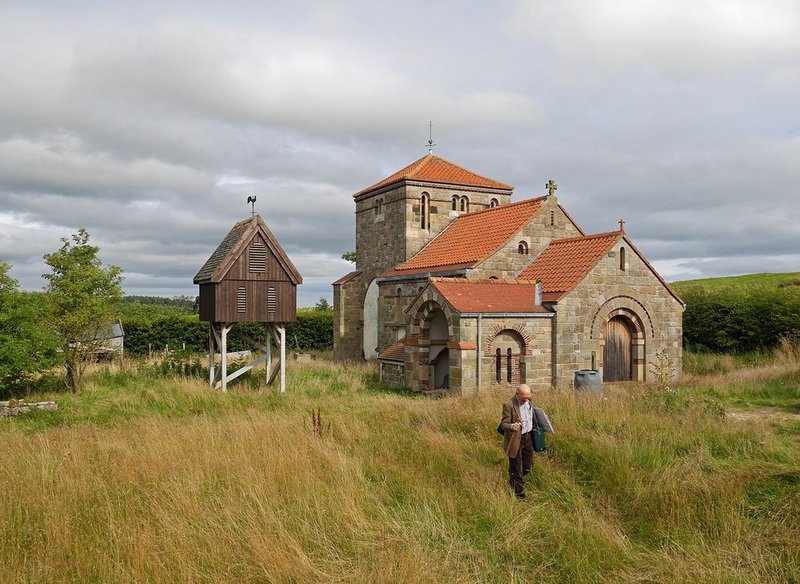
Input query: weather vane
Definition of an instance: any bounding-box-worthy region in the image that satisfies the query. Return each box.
[426,121,436,154]
[247,195,257,217]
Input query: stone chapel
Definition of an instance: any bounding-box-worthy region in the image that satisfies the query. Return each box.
[333,153,684,392]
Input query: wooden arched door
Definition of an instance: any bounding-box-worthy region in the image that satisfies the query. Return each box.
[603,316,633,382]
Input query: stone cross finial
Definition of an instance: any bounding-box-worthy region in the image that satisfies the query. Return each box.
[619,218,625,232]
[546,179,558,197]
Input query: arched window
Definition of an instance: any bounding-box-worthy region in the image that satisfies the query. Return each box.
[460,196,469,212]
[451,195,459,211]
[420,193,429,229]
[620,247,626,271]
[506,348,513,382]
[517,241,528,255]
[490,198,499,208]
[496,349,502,382]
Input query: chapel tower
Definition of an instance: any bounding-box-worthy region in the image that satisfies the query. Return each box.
[333,154,514,361]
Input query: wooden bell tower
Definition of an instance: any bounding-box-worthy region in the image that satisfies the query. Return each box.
[194,214,303,391]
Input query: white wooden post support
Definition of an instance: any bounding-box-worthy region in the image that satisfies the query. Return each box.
[208,323,215,387]
[279,325,286,393]
[266,330,272,386]
[221,323,228,392]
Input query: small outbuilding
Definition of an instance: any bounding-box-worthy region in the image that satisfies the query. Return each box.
[194,214,302,391]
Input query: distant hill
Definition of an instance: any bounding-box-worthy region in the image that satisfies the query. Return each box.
[671,272,800,293]
[670,273,800,353]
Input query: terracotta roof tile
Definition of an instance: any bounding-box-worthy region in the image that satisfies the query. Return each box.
[430,277,550,314]
[519,232,621,300]
[378,339,405,362]
[355,154,512,197]
[385,198,545,275]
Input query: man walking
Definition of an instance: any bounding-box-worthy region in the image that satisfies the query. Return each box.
[499,384,534,500]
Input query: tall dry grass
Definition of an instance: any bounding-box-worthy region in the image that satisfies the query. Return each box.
[1,355,798,583]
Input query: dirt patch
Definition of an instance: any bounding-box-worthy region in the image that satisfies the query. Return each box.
[727,407,800,422]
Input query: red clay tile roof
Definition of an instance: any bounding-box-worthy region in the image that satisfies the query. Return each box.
[377,339,405,362]
[355,154,512,197]
[383,197,546,276]
[520,231,684,304]
[332,270,361,286]
[429,278,551,314]
[519,231,620,300]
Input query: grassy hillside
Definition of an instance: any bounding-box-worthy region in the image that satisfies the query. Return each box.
[671,272,800,293]
[671,272,800,354]
[1,354,798,583]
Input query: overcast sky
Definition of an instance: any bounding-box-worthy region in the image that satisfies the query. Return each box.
[1,0,798,307]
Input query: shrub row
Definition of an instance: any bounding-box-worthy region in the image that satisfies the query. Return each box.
[681,285,800,353]
[122,309,333,356]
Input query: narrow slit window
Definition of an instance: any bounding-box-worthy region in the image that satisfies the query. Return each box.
[460,196,469,212]
[237,286,246,313]
[267,287,277,313]
[620,247,626,271]
[495,349,502,382]
[506,348,513,382]
[420,193,429,229]
[550,210,555,226]
[249,242,267,272]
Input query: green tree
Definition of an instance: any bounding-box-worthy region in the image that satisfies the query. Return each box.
[341,251,356,263]
[43,229,123,392]
[313,297,332,311]
[0,263,59,395]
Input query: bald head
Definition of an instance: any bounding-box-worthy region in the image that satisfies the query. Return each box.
[516,384,531,403]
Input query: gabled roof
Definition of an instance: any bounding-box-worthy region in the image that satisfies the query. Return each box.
[193,215,303,285]
[519,231,683,304]
[354,154,512,198]
[377,339,406,362]
[519,231,620,301]
[382,197,546,276]
[428,277,550,314]
[332,270,361,286]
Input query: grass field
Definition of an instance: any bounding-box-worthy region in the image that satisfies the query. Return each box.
[671,271,800,292]
[1,352,798,583]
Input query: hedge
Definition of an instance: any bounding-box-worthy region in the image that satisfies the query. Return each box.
[122,309,333,356]
[681,285,800,353]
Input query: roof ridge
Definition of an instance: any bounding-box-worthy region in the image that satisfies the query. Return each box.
[354,153,512,197]
[549,230,621,245]
[462,195,546,217]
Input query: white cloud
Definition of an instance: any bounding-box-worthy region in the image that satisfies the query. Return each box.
[509,0,800,77]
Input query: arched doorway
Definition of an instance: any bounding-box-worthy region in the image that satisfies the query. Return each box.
[603,316,633,382]
[428,309,450,388]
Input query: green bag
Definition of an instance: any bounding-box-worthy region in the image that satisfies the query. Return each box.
[532,425,547,452]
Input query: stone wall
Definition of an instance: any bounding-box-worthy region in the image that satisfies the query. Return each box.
[552,237,684,385]
[473,196,583,278]
[376,277,430,355]
[401,284,553,393]
[380,361,405,385]
[333,273,364,361]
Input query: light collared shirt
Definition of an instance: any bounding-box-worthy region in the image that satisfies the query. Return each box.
[519,400,533,434]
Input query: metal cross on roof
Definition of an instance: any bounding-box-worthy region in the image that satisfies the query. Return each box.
[546,179,558,196]
[426,121,436,154]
